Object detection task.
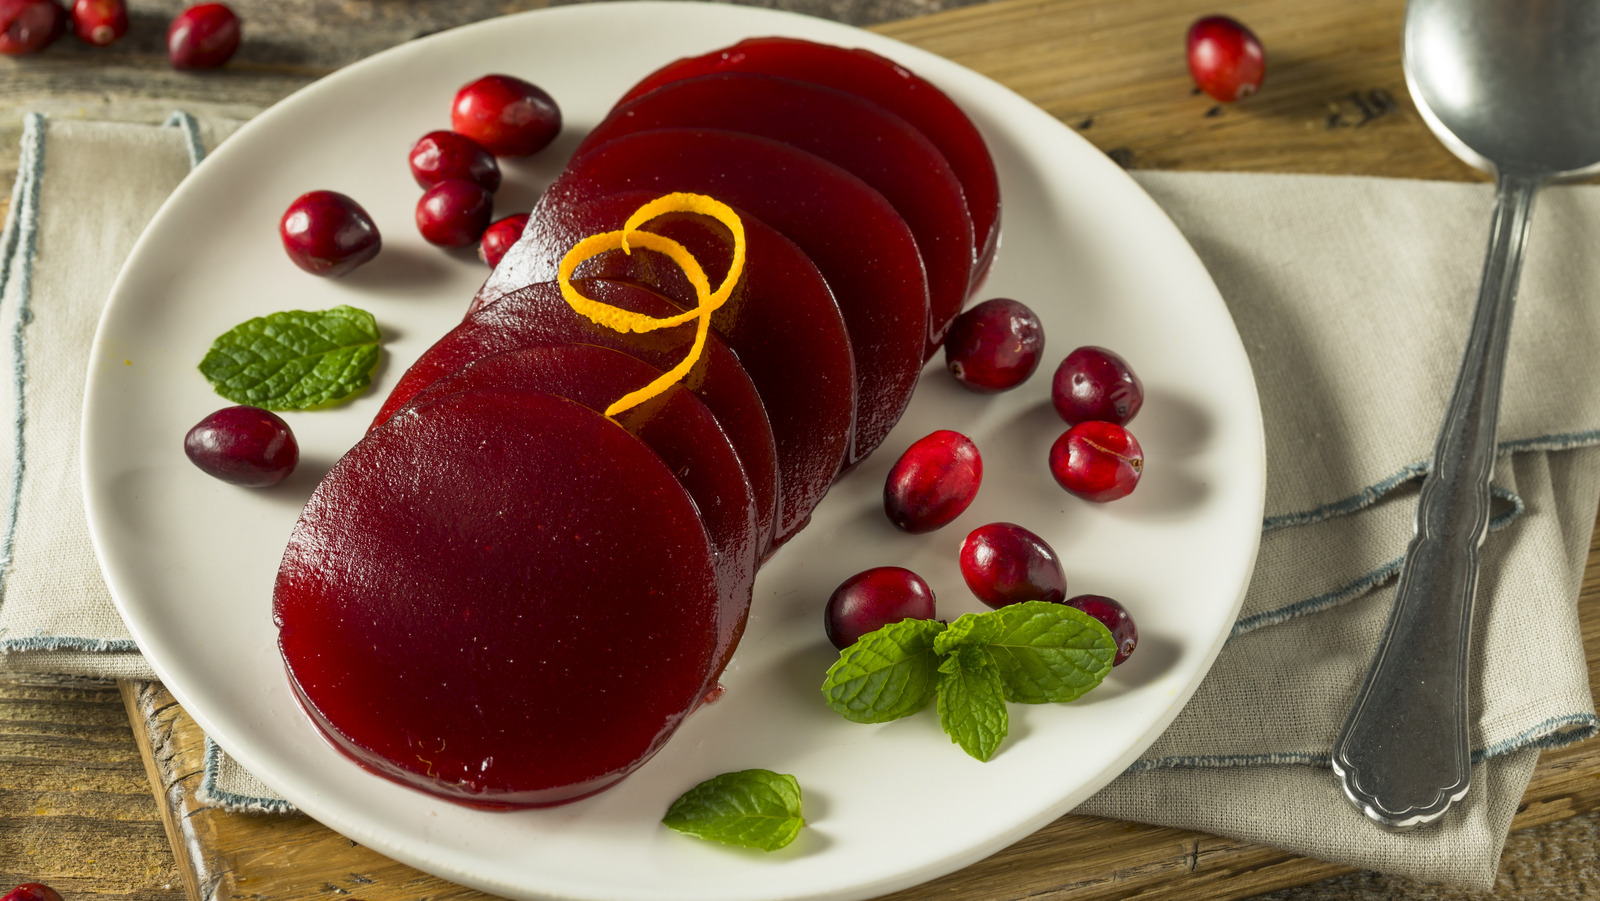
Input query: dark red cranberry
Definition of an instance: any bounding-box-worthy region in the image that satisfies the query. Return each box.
[1049,420,1143,502]
[1052,346,1144,426]
[451,74,561,157]
[1186,15,1264,102]
[185,406,298,487]
[479,212,529,267]
[959,522,1067,609]
[408,130,501,192]
[167,2,239,70]
[279,190,381,277]
[883,429,982,533]
[943,297,1045,393]
[1066,594,1137,665]
[0,0,66,55]
[2,884,63,901]
[70,0,122,45]
[824,566,936,649]
[416,179,493,248]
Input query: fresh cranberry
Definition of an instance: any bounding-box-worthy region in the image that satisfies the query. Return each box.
[959,522,1067,609]
[824,566,936,649]
[0,0,66,55]
[1186,15,1264,102]
[451,74,562,157]
[2,885,62,901]
[479,212,528,268]
[185,406,298,487]
[1066,594,1137,665]
[167,2,239,70]
[416,179,493,248]
[279,190,381,277]
[1052,346,1144,426]
[408,130,500,192]
[1050,420,1143,502]
[70,0,121,45]
[883,429,982,533]
[943,297,1045,393]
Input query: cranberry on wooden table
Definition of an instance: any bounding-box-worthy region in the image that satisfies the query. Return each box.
[1052,345,1143,426]
[959,522,1068,608]
[1050,420,1144,502]
[185,406,298,487]
[1066,594,1137,665]
[883,429,982,533]
[825,566,937,649]
[943,297,1045,393]
[1186,15,1265,102]
[1,886,61,901]
[71,0,124,46]
[167,2,239,70]
[452,74,562,157]
[416,179,494,248]
[279,190,381,277]
[0,0,66,55]
[409,130,501,191]
[479,212,529,267]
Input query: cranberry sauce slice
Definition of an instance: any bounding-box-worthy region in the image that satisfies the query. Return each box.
[500,191,854,543]
[372,278,780,555]
[581,74,973,354]
[618,37,1000,293]
[275,389,721,807]
[547,128,927,463]
[397,344,757,673]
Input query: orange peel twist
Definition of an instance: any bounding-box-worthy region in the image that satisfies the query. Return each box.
[557,193,747,418]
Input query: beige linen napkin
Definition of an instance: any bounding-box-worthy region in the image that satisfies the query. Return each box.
[4,113,1599,887]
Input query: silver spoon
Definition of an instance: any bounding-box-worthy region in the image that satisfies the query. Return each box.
[1331,0,1600,831]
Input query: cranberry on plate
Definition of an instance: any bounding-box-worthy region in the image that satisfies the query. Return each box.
[408,130,501,192]
[825,566,937,649]
[71,0,125,46]
[451,74,562,157]
[1186,15,1264,102]
[279,190,381,277]
[184,406,298,487]
[0,0,66,55]
[943,297,1045,393]
[416,179,494,248]
[1049,420,1143,502]
[883,429,982,533]
[167,2,240,70]
[1066,594,1137,665]
[1052,345,1143,426]
[959,522,1068,608]
[479,212,529,267]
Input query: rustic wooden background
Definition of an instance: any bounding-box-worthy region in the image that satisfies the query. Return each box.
[3,0,1599,899]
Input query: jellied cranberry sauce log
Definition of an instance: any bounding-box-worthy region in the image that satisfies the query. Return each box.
[274,36,997,808]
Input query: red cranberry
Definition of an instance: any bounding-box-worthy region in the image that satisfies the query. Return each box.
[185,406,298,487]
[0,0,66,55]
[2,885,63,901]
[479,212,529,268]
[451,74,562,157]
[279,190,381,277]
[1186,15,1264,102]
[1049,420,1143,502]
[408,130,500,192]
[883,429,982,533]
[943,297,1045,393]
[1052,346,1144,426]
[1066,594,1137,665]
[416,179,494,248]
[959,522,1067,609]
[824,566,937,649]
[167,2,239,70]
[70,0,122,45]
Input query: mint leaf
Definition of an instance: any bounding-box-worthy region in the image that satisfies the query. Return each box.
[821,618,945,724]
[967,601,1118,704]
[937,644,1008,761]
[662,769,804,851]
[199,306,381,409]
[933,610,1005,655]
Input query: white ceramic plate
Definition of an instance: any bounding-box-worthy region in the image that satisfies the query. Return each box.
[82,5,1265,899]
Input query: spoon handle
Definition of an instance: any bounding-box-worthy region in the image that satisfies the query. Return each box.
[1331,171,1541,830]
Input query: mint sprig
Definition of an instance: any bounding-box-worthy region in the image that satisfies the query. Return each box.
[662,769,804,851]
[821,601,1118,762]
[198,305,381,410]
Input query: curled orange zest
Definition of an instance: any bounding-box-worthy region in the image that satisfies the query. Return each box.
[557,193,746,418]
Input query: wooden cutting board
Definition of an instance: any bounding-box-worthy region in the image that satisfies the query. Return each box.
[111,0,1600,898]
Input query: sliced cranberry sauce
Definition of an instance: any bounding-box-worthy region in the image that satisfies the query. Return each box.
[275,389,721,807]
[618,37,1000,295]
[582,74,973,354]
[546,128,927,463]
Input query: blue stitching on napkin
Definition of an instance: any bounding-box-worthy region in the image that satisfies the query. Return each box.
[161,111,207,168]
[1474,712,1600,761]
[197,736,298,814]
[0,113,44,632]
[0,632,137,653]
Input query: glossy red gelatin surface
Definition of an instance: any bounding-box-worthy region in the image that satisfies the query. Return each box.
[499,191,854,543]
[547,128,927,462]
[583,74,973,353]
[373,278,780,555]
[619,36,1000,293]
[275,389,721,807]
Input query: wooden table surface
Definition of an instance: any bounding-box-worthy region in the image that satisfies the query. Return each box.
[3,0,1599,899]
